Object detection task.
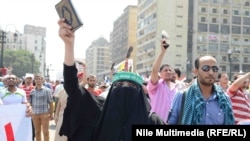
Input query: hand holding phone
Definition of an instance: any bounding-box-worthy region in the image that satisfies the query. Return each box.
[161,30,170,49]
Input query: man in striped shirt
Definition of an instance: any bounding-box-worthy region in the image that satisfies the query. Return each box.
[227,73,250,124]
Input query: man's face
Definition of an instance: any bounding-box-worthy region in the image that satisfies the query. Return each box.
[219,73,229,85]
[34,76,43,85]
[25,77,32,84]
[159,66,173,81]
[6,75,17,87]
[195,56,219,86]
[87,77,97,88]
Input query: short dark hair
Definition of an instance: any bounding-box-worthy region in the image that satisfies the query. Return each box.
[174,68,181,78]
[218,73,222,79]
[194,57,201,69]
[159,64,171,72]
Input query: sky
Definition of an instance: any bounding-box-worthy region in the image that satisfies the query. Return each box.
[0,0,137,74]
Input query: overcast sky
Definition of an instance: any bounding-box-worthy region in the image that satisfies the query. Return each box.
[0,0,137,73]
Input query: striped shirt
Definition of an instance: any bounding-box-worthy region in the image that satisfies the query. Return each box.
[19,84,35,103]
[228,88,250,123]
[30,86,53,114]
[0,87,27,105]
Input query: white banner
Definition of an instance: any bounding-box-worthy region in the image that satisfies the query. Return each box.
[0,104,32,141]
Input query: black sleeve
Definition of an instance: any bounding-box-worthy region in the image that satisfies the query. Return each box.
[149,112,166,125]
[63,63,79,96]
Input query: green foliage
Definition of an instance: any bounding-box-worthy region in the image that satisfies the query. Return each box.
[3,49,41,78]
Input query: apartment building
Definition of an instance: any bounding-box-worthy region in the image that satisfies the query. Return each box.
[136,0,189,78]
[110,5,138,72]
[189,0,250,81]
[85,37,111,82]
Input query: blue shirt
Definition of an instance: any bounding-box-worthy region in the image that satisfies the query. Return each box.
[167,91,228,125]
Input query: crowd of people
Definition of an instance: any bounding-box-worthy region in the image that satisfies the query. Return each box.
[1,18,250,141]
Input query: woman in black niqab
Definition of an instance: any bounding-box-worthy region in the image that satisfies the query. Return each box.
[93,80,165,141]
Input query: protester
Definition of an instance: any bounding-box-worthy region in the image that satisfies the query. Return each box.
[57,18,165,141]
[94,72,166,141]
[30,74,54,141]
[54,88,68,141]
[58,18,106,141]
[20,73,35,102]
[147,38,176,121]
[19,73,35,140]
[217,72,230,93]
[167,55,235,125]
[172,68,187,92]
[0,74,33,139]
[86,74,103,96]
[227,73,250,124]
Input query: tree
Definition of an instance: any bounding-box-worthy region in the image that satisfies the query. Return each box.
[3,49,41,78]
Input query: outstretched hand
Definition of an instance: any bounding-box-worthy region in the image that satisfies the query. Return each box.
[160,39,169,52]
[58,18,75,46]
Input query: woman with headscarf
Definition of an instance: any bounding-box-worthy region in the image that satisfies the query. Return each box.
[94,72,165,141]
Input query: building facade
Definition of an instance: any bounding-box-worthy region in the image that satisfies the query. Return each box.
[85,37,111,82]
[110,5,138,72]
[189,0,250,81]
[136,0,188,79]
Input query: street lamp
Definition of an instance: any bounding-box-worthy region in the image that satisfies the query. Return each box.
[228,49,232,81]
[46,64,52,80]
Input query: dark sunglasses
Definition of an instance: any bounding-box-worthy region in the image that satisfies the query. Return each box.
[201,65,219,72]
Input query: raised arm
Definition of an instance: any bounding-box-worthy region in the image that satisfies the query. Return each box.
[150,39,169,84]
[58,18,75,66]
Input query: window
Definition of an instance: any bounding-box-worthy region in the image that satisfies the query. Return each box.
[223,19,228,24]
[243,26,250,35]
[245,1,250,6]
[198,23,208,32]
[223,9,228,14]
[210,24,219,33]
[221,25,230,34]
[212,18,217,23]
[232,16,241,24]
[243,17,250,25]
[233,10,239,15]
[232,26,241,34]
[201,7,206,12]
[201,17,206,22]
[212,8,217,13]
[245,11,250,16]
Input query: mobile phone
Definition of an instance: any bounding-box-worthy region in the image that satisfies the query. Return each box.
[161,30,170,49]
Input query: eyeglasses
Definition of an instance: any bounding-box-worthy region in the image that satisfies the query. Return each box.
[201,65,219,72]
